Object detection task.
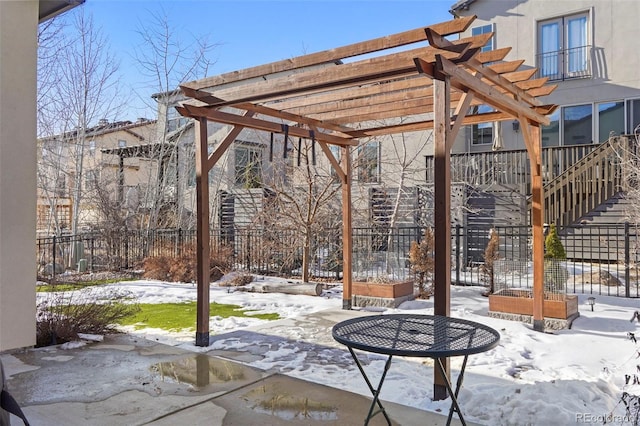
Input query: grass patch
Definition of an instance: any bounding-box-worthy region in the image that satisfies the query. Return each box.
[118,302,280,331]
[37,278,136,293]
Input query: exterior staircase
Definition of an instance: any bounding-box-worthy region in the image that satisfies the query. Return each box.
[539,136,634,262]
[560,192,631,262]
[542,136,629,230]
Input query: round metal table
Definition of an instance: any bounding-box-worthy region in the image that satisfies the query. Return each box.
[332,314,500,425]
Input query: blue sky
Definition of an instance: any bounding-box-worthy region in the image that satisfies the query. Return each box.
[80,0,456,120]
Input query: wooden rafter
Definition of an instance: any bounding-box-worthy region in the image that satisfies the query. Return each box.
[177,104,357,146]
[179,33,493,108]
[182,16,478,91]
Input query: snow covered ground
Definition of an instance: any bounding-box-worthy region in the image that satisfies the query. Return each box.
[91,276,640,425]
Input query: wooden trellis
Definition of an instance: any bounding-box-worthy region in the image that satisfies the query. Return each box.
[177,15,557,399]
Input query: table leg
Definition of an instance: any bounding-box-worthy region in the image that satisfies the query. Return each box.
[435,356,468,426]
[347,347,393,425]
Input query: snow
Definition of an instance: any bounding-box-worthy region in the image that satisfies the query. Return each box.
[89,277,640,425]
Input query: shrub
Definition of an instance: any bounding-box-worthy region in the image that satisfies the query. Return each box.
[409,228,434,299]
[544,224,568,292]
[142,255,172,280]
[142,244,233,283]
[230,273,254,286]
[481,229,500,296]
[36,286,140,347]
[545,224,566,259]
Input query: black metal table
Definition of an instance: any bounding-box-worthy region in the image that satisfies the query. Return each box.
[332,314,500,426]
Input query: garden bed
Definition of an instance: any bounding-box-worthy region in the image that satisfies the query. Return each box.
[352,280,414,308]
[489,288,578,319]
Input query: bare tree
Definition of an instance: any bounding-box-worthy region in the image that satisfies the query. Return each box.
[37,9,124,235]
[352,126,433,277]
[617,130,640,225]
[132,6,217,230]
[256,138,342,282]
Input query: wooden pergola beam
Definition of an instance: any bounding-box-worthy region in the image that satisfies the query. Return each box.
[266,47,511,114]
[177,104,357,146]
[283,58,520,118]
[182,16,477,91]
[308,79,549,125]
[232,102,356,135]
[432,55,550,125]
[347,106,555,138]
[181,34,493,108]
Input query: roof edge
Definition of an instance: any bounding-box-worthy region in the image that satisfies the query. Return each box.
[39,0,85,23]
[449,0,478,15]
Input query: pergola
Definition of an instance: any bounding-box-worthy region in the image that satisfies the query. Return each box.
[177,15,557,398]
[101,143,175,202]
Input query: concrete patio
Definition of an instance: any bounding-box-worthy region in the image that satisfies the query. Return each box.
[1,308,479,425]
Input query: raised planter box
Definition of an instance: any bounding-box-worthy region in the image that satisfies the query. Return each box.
[352,280,415,308]
[488,289,578,319]
[352,280,414,298]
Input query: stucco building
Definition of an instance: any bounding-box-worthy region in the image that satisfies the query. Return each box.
[1,0,84,352]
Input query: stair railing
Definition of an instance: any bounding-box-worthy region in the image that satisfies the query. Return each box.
[541,136,629,229]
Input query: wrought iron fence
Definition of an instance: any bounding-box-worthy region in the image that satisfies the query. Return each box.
[36,223,640,297]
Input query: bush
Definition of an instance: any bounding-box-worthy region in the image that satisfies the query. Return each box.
[142,244,233,283]
[545,224,566,259]
[36,286,140,347]
[409,228,434,299]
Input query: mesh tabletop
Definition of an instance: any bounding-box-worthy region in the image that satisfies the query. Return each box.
[332,314,500,358]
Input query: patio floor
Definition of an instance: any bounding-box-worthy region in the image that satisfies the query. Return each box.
[1,308,479,425]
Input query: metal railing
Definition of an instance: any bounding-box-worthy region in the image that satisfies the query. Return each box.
[36,224,640,297]
[542,136,628,229]
[425,143,603,190]
[535,45,592,81]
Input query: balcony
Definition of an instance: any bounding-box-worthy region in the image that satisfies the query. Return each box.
[536,45,592,81]
[425,143,602,191]
[425,137,632,229]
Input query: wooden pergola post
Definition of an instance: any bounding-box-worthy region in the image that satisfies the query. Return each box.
[341,146,353,309]
[195,117,211,347]
[433,73,452,400]
[521,119,545,331]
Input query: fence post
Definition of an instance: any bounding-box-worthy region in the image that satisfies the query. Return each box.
[625,222,631,298]
[52,235,57,284]
[121,231,126,270]
[90,236,95,273]
[455,224,461,286]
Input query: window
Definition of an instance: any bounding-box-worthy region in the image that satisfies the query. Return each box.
[471,105,493,145]
[167,105,190,132]
[55,175,66,197]
[563,104,592,145]
[234,144,262,188]
[118,139,127,148]
[542,109,560,147]
[627,99,640,134]
[597,101,624,142]
[85,169,98,188]
[471,24,494,52]
[89,140,96,156]
[357,141,379,183]
[538,12,590,80]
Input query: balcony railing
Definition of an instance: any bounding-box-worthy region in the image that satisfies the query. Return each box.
[535,45,592,81]
[425,137,634,228]
[425,143,603,191]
